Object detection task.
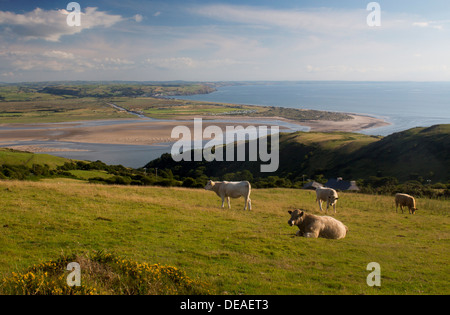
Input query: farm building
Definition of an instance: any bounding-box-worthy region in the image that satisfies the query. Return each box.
[302,181,324,190]
[325,177,360,191]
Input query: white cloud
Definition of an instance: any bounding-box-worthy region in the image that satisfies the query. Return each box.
[413,21,445,30]
[413,22,429,27]
[42,50,76,60]
[133,14,143,23]
[0,7,124,41]
[190,4,368,35]
[0,48,138,74]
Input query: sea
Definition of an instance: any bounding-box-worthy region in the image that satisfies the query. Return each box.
[4,82,449,168]
[176,81,450,136]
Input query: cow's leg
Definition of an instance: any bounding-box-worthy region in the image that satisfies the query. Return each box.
[244,192,251,210]
[333,203,337,214]
[304,231,319,238]
[227,197,231,209]
[221,197,225,208]
[317,199,323,212]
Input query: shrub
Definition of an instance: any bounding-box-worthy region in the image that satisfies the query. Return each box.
[0,251,211,295]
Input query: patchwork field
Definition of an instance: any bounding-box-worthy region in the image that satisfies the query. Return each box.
[0,180,448,294]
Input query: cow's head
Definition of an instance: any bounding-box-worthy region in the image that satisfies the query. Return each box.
[411,207,417,215]
[204,180,215,190]
[288,209,305,227]
[328,195,338,206]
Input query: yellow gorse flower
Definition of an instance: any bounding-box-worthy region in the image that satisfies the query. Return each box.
[1,252,211,295]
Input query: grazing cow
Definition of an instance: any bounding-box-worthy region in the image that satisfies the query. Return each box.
[395,193,417,214]
[315,187,339,213]
[287,209,348,239]
[204,180,252,210]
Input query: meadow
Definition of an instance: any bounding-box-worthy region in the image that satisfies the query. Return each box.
[0,180,448,295]
[0,82,354,124]
[0,148,70,168]
[0,98,131,124]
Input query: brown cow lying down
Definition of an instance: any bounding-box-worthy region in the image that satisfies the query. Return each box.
[287,209,348,240]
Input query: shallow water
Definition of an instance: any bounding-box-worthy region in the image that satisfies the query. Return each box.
[4,140,172,169]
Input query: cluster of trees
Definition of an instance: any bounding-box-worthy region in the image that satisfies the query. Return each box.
[0,164,52,180]
[357,176,450,199]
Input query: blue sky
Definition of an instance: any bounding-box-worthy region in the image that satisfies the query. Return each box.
[1,0,450,82]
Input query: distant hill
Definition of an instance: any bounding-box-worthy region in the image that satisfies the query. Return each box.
[146,124,450,183]
[329,124,450,182]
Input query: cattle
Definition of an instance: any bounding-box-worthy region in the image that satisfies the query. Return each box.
[287,209,348,239]
[395,193,417,214]
[204,180,252,210]
[315,187,339,213]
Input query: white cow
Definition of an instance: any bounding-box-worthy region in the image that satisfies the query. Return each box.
[315,187,339,213]
[204,180,252,210]
[288,209,348,239]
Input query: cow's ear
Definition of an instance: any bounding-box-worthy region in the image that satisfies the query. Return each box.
[288,210,292,214]
[299,211,304,217]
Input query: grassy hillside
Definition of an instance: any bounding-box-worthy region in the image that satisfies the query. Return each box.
[0,180,448,294]
[0,148,71,169]
[335,124,450,181]
[147,124,450,183]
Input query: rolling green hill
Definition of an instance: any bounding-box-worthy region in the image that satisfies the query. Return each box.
[146,124,450,184]
[333,124,450,181]
[0,148,71,169]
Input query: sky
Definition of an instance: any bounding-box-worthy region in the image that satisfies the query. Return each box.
[1,0,450,82]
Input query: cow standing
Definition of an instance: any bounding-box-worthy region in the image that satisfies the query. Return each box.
[395,193,417,214]
[204,180,252,210]
[315,187,339,213]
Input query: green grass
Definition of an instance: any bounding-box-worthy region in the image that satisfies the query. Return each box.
[0,84,354,123]
[68,170,114,180]
[0,180,448,294]
[0,148,71,169]
[111,97,262,120]
[0,98,131,124]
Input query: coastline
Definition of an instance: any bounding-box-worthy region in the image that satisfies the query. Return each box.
[203,113,389,133]
[0,113,389,152]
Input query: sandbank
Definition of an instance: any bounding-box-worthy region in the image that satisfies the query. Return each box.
[0,113,389,149]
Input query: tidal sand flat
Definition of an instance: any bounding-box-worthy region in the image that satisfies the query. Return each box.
[0,113,387,147]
